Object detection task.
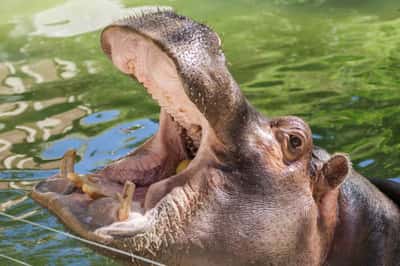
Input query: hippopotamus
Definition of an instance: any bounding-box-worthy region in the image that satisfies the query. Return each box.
[31,9,400,266]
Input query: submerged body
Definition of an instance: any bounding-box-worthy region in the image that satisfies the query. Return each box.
[31,9,400,266]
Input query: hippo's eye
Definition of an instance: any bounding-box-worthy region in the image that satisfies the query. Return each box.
[281,133,306,163]
[271,117,311,163]
[289,135,302,149]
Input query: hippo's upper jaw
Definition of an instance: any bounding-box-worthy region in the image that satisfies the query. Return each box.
[31,8,400,266]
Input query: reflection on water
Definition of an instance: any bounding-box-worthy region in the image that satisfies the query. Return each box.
[0,0,400,265]
[80,110,120,126]
[32,0,131,37]
[32,0,173,38]
[41,118,157,173]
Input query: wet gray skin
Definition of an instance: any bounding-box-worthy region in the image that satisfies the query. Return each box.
[31,9,400,266]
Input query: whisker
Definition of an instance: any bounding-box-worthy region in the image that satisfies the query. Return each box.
[0,253,32,266]
[0,211,166,266]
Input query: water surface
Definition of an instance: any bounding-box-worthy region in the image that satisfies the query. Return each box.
[1,0,400,265]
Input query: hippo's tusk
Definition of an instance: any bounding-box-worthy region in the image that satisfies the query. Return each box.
[67,172,87,188]
[81,181,104,199]
[117,181,135,221]
[60,149,76,178]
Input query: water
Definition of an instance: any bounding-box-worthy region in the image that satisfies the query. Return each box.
[1,0,400,265]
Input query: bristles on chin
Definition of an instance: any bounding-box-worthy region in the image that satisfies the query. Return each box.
[114,6,175,25]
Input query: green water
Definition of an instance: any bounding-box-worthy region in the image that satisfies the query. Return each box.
[0,0,400,265]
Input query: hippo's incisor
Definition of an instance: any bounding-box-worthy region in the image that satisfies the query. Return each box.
[31,8,400,266]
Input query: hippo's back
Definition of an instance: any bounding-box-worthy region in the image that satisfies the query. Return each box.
[369,178,400,207]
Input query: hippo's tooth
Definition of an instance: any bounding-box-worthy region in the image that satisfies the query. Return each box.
[117,181,135,221]
[80,177,117,199]
[82,181,105,199]
[176,159,191,174]
[60,149,76,178]
[67,172,86,188]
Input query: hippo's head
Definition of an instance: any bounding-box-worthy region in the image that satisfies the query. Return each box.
[32,9,351,266]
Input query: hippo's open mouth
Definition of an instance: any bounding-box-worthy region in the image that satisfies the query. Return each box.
[97,25,210,210]
[31,18,214,242]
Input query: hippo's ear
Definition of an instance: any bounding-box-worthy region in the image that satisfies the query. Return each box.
[314,153,351,196]
[321,153,351,189]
